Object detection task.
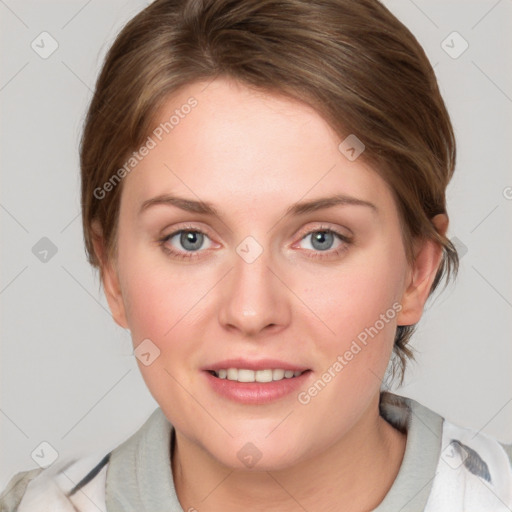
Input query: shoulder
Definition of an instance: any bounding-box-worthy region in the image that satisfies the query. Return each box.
[418,405,512,511]
[0,409,165,512]
[0,467,43,512]
[380,391,512,511]
[427,419,512,510]
[380,391,512,468]
[0,452,110,512]
[440,420,512,478]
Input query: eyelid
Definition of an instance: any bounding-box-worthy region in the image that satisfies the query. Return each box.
[160,222,351,243]
[293,222,352,243]
[160,224,217,246]
[160,223,215,243]
[159,222,353,260]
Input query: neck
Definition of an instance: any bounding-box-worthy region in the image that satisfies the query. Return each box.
[172,391,406,512]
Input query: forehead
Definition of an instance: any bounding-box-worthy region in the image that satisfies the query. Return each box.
[120,78,395,221]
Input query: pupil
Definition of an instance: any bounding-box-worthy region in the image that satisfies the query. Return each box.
[181,231,203,251]
[312,231,333,251]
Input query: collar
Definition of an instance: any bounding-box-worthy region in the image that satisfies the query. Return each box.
[373,392,443,511]
[105,392,443,511]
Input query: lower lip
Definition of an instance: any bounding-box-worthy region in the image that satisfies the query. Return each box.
[204,371,312,404]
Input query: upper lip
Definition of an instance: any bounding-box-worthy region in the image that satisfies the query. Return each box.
[203,358,310,372]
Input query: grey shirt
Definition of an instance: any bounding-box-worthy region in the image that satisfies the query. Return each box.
[2,391,511,511]
[105,391,442,511]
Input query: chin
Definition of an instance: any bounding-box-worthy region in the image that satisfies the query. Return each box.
[200,433,310,472]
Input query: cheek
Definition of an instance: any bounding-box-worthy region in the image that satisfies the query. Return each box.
[121,264,206,344]
[301,240,407,345]
[117,247,212,421]
[116,226,200,340]
[291,246,406,442]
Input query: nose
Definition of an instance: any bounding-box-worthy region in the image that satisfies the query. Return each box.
[218,242,291,337]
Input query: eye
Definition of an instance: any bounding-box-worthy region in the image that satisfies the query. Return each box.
[295,227,352,259]
[159,228,213,260]
[158,225,352,261]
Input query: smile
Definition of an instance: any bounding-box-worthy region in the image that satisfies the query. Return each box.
[209,368,306,383]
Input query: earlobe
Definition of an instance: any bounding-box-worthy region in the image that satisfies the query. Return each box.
[397,214,448,326]
[91,221,129,329]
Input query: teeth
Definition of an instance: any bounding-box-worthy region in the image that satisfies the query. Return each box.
[213,368,305,383]
[227,368,238,380]
[272,369,285,380]
[238,369,255,382]
[255,369,273,382]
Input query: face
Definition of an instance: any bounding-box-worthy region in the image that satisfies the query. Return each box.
[99,77,436,471]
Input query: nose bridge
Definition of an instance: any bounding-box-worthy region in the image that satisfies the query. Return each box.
[218,235,290,335]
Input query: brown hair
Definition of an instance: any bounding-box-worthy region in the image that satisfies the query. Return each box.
[80,0,459,385]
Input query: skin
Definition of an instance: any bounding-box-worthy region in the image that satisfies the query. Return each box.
[93,77,447,511]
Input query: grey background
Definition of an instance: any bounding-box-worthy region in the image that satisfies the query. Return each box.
[1,0,511,487]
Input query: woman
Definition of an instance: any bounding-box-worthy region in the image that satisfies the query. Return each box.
[2,0,511,510]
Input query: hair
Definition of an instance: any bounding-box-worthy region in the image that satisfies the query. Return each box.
[80,0,459,386]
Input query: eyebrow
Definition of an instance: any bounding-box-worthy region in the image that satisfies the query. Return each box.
[139,193,377,218]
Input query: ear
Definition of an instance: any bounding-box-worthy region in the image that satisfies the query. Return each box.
[91,220,129,329]
[396,214,448,326]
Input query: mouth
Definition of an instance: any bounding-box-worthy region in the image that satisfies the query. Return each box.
[202,360,312,404]
[207,368,310,383]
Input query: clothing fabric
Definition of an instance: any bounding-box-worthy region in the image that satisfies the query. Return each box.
[1,391,511,511]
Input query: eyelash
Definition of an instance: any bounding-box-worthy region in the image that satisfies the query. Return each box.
[158,224,352,261]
